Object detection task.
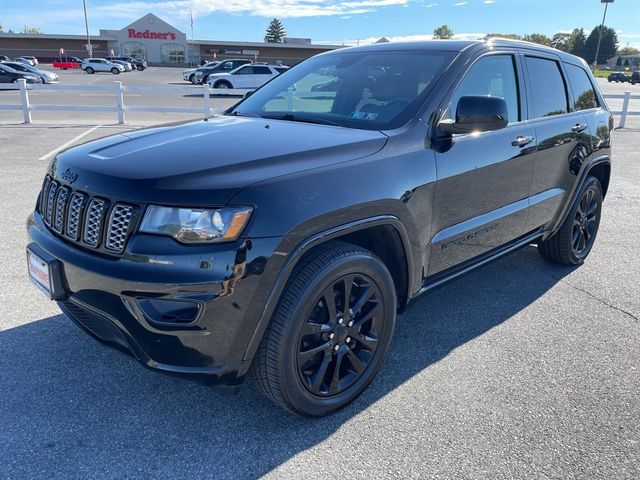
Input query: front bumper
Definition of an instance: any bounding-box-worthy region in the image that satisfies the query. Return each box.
[27,211,282,388]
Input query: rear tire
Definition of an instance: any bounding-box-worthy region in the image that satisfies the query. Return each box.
[539,176,603,265]
[136,65,144,71]
[251,241,397,416]
[111,67,119,74]
[85,67,94,74]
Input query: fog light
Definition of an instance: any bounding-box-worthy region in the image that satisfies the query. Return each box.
[137,299,201,325]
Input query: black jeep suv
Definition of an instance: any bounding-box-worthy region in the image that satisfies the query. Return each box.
[27,40,612,416]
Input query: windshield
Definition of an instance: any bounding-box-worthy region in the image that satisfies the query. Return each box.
[231,49,453,130]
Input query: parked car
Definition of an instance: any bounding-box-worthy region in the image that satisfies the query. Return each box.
[607,72,630,83]
[193,58,252,84]
[11,57,36,66]
[0,63,42,83]
[20,55,38,65]
[1,61,59,83]
[207,63,288,89]
[53,57,84,70]
[183,61,219,83]
[0,55,9,62]
[26,39,612,416]
[107,56,147,71]
[110,60,133,72]
[81,58,125,74]
[631,71,640,85]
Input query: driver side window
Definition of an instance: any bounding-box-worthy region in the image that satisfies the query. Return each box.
[445,54,520,125]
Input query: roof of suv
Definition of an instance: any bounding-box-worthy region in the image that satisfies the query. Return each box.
[334,38,584,63]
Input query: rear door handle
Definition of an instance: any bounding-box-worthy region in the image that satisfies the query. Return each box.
[571,123,588,133]
[511,135,534,147]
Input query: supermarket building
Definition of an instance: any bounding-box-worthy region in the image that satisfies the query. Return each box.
[0,13,342,66]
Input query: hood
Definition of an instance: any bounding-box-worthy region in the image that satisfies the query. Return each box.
[51,115,388,206]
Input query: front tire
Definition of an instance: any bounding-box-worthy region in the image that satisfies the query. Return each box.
[539,176,603,265]
[111,67,120,74]
[251,242,396,416]
[136,65,144,71]
[213,80,232,89]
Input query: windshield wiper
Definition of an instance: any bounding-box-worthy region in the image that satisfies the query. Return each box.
[263,114,341,127]
[226,110,262,119]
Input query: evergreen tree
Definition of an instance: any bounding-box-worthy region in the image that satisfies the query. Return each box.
[616,56,622,66]
[264,18,286,43]
[585,25,618,65]
[624,58,630,66]
[569,28,587,61]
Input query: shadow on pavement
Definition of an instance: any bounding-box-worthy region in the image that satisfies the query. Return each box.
[0,245,576,479]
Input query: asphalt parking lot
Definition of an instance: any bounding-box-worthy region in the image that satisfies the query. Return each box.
[0,76,639,479]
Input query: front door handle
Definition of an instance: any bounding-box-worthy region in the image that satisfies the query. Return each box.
[571,123,588,133]
[511,135,534,147]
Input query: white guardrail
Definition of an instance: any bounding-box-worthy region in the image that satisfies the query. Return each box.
[0,79,250,124]
[0,79,638,127]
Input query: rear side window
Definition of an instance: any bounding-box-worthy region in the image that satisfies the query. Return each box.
[446,54,520,124]
[254,66,272,75]
[565,63,599,111]
[525,57,568,118]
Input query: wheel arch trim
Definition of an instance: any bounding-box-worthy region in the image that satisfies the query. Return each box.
[242,215,414,362]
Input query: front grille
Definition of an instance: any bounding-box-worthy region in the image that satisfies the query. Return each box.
[83,198,106,246]
[106,204,134,253]
[38,175,138,255]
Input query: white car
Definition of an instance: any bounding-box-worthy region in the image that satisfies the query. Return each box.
[81,58,125,75]
[183,61,219,83]
[111,60,133,72]
[1,61,59,83]
[11,57,36,67]
[207,64,289,90]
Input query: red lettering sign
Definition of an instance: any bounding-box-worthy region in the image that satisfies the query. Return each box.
[127,28,177,41]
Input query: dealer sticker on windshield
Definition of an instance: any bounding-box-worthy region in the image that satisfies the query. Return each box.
[351,111,379,120]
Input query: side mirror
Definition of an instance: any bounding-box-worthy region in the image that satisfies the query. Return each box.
[439,95,508,135]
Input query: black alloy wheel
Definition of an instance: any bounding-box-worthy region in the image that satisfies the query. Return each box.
[296,273,383,397]
[252,241,396,416]
[571,185,599,256]
[539,176,603,265]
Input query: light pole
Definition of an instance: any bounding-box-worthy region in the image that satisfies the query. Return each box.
[82,0,93,57]
[593,0,614,68]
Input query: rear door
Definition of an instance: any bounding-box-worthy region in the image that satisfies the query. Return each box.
[231,65,254,88]
[521,54,592,231]
[251,66,275,88]
[428,51,537,276]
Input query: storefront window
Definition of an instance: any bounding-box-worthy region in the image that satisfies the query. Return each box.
[160,43,185,64]
[120,41,146,59]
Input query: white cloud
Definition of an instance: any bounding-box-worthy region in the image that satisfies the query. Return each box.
[424,2,439,6]
[453,1,467,6]
[483,0,494,4]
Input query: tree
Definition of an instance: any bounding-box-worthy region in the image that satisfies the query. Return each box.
[264,18,286,43]
[569,28,587,60]
[585,25,618,65]
[522,33,551,46]
[624,58,630,66]
[551,32,572,52]
[484,33,521,40]
[618,46,640,56]
[22,25,43,34]
[616,56,623,66]
[433,24,454,40]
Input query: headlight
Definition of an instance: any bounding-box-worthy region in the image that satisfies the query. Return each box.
[140,205,252,244]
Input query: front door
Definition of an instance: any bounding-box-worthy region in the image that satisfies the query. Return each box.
[428,52,536,276]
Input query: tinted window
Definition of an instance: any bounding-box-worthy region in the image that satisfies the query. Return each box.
[446,54,520,124]
[234,50,452,131]
[275,67,288,74]
[235,66,252,75]
[525,57,568,118]
[565,63,598,111]
[253,66,272,75]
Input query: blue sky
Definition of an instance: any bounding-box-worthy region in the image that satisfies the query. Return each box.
[2,0,639,47]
